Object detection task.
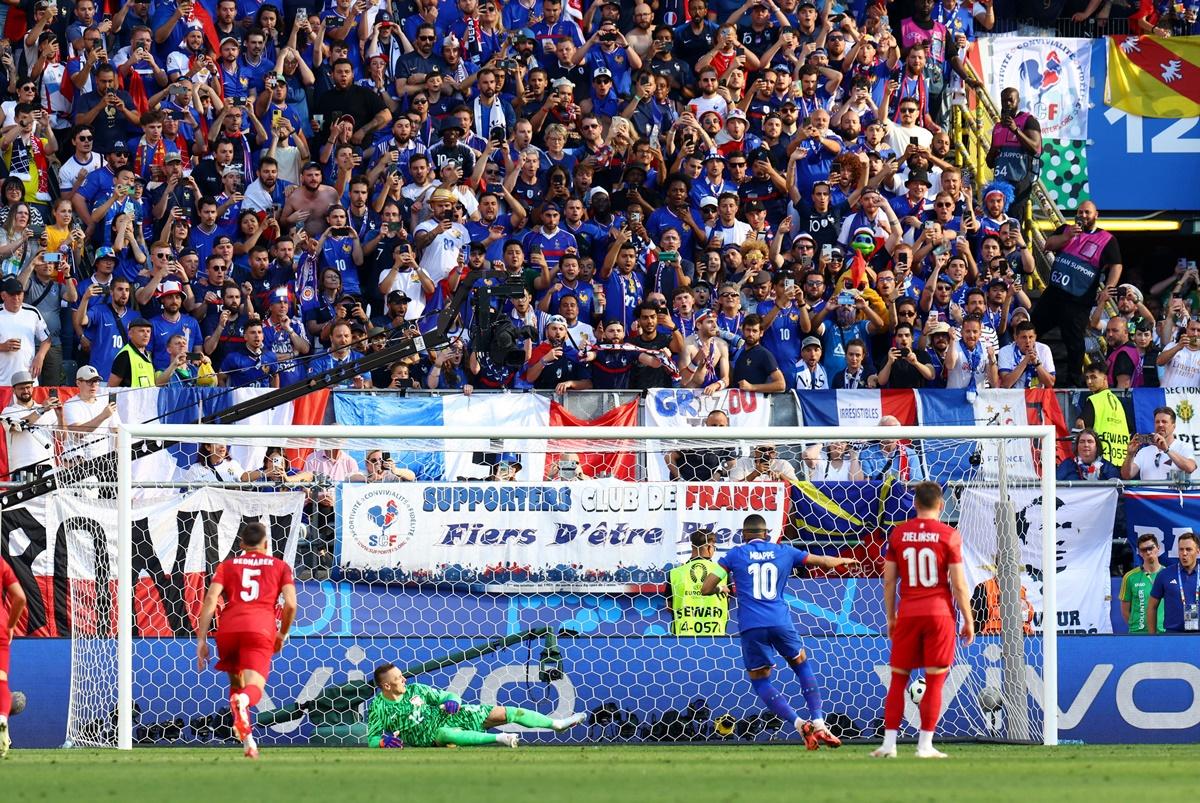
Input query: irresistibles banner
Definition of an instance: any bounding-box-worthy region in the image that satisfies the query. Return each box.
[0,489,305,637]
[335,482,786,576]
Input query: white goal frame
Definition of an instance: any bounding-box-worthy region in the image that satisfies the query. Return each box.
[115,423,1059,750]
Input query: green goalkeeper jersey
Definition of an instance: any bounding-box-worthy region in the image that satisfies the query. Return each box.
[367,683,461,747]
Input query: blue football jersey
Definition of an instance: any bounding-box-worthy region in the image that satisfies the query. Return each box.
[719,540,809,630]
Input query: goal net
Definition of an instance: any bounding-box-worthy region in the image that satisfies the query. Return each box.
[41,423,1057,748]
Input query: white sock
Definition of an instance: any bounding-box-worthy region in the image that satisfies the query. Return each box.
[0,714,8,725]
[881,729,897,751]
[917,730,934,751]
[811,717,826,731]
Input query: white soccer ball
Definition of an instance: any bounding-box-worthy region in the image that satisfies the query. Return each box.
[9,690,25,715]
[979,687,1003,713]
[908,677,927,704]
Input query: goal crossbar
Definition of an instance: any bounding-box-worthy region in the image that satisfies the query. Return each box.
[114,423,1059,750]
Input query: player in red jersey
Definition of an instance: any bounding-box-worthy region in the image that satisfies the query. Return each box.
[196,522,297,759]
[0,557,27,758]
[872,481,975,760]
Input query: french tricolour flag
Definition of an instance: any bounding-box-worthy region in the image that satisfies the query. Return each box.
[794,389,919,428]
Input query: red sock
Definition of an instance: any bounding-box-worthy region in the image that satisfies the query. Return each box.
[884,671,908,730]
[0,678,10,718]
[243,685,263,709]
[919,672,948,732]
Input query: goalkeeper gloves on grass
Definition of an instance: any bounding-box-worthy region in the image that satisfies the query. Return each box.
[441,700,460,715]
[380,734,404,749]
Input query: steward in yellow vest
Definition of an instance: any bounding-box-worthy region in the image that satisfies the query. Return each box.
[667,529,729,636]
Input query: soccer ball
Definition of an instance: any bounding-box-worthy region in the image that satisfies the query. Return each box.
[979,687,1003,712]
[10,690,25,716]
[908,677,927,704]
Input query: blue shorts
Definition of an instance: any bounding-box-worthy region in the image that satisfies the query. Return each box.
[739,625,805,672]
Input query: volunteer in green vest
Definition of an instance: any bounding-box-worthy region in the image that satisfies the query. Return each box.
[1076,360,1131,466]
[1121,533,1165,634]
[666,529,729,636]
[107,318,156,388]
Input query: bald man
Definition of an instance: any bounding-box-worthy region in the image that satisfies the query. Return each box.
[1031,201,1122,388]
[857,416,926,481]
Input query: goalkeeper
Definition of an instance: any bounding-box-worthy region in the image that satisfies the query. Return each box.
[368,663,586,748]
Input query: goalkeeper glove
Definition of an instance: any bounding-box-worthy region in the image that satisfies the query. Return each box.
[441,700,460,715]
[380,733,404,749]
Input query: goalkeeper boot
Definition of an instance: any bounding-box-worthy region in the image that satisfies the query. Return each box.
[0,716,10,759]
[231,692,253,743]
[497,733,519,749]
[552,712,587,732]
[870,746,897,759]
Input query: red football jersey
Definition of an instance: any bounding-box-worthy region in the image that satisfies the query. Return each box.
[0,558,16,641]
[212,551,294,635]
[885,518,962,619]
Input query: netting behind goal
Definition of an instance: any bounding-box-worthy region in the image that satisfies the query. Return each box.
[44,424,1056,748]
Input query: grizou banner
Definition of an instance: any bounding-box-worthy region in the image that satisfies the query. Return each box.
[0,489,305,637]
[958,486,1116,634]
[336,482,786,575]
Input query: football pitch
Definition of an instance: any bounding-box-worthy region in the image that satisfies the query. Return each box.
[2,744,1194,801]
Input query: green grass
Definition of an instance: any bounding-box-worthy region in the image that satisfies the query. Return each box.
[2,744,1194,802]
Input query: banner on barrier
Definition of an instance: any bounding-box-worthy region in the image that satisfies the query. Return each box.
[0,489,305,637]
[1123,489,1200,562]
[335,482,786,574]
[959,486,1117,634]
[643,389,773,481]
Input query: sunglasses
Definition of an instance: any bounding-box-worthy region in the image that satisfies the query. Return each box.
[1139,544,1158,553]
[719,291,738,297]
[77,135,93,141]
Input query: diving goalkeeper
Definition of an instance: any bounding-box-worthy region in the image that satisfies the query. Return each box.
[368,663,586,748]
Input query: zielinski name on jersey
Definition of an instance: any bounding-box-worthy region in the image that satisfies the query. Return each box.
[899,532,941,543]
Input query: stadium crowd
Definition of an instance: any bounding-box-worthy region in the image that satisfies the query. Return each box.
[0,0,1180,407]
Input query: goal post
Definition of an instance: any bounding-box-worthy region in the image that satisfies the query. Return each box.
[105,422,1057,750]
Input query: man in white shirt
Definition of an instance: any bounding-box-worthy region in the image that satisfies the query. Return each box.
[1122,406,1197,482]
[413,187,471,283]
[998,320,1055,388]
[883,96,934,156]
[728,444,799,482]
[1,370,63,479]
[61,364,120,464]
[0,277,51,386]
[1158,317,1200,389]
[57,124,102,197]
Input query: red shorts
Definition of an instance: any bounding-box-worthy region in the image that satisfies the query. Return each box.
[0,635,9,676]
[215,630,275,680]
[890,615,956,670]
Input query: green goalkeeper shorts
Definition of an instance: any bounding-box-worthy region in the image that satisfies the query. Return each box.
[442,704,491,733]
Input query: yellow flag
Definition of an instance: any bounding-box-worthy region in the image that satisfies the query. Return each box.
[1106,35,1200,118]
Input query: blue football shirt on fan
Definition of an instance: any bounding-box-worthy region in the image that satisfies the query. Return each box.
[719,540,810,630]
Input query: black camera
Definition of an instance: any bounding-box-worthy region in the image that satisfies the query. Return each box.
[898,347,910,358]
[489,125,506,143]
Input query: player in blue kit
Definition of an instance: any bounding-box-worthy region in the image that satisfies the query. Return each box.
[702,513,859,749]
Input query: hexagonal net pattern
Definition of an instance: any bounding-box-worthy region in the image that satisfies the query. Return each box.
[52,427,1053,747]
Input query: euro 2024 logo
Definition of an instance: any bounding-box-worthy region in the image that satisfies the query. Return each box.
[349,489,417,555]
[999,38,1087,139]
